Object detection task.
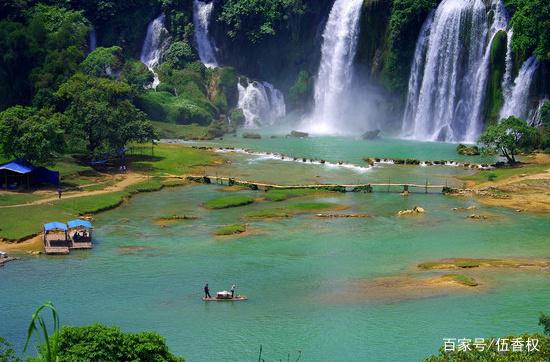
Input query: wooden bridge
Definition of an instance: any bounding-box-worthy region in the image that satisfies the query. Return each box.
[186,175,457,194]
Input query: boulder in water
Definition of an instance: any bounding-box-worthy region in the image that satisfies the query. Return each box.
[362,129,381,140]
[456,144,480,156]
[288,130,309,138]
[242,132,261,139]
[397,206,425,216]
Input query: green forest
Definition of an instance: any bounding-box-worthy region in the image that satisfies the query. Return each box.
[1,0,550,163]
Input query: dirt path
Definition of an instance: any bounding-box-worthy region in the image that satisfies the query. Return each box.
[0,172,148,208]
[0,235,44,252]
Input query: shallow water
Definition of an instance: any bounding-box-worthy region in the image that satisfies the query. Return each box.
[1,183,549,361]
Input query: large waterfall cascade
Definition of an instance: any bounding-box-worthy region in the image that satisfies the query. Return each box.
[237,79,286,128]
[499,56,539,120]
[193,0,218,68]
[401,0,511,143]
[140,14,169,89]
[306,0,364,134]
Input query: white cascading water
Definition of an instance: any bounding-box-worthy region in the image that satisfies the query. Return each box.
[88,29,97,53]
[401,12,434,138]
[306,0,363,134]
[528,98,548,127]
[140,14,168,89]
[501,28,514,100]
[402,0,497,142]
[238,79,286,128]
[193,0,218,68]
[499,56,539,120]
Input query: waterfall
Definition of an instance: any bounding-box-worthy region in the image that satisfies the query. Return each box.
[237,79,286,128]
[88,29,97,53]
[307,0,363,134]
[140,14,168,89]
[401,0,497,143]
[401,12,434,138]
[528,98,548,127]
[499,56,539,120]
[193,0,218,68]
[501,28,514,99]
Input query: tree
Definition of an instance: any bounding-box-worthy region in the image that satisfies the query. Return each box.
[52,324,184,362]
[0,106,65,164]
[80,46,124,78]
[478,116,537,164]
[56,73,156,157]
[540,101,550,148]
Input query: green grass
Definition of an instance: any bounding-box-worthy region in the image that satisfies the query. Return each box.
[0,193,45,206]
[203,195,255,209]
[0,178,171,240]
[244,202,344,219]
[131,143,218,176]
[244,209,290,219]
[214,224,247,236]
[264,188,323,202]
[442,274,479,287]
[461,163,549,183]
[151,121,211,140]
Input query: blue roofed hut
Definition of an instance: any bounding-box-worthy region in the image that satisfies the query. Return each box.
[67,219,93,249]
[43,222,70,255]
[0,159,59,190]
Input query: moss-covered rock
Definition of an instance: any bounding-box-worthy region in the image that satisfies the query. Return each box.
[483,30,507,125]
[136,91,214,125]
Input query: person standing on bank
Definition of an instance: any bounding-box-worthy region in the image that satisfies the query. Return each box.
[231,284,236,298]
[204,283,211,298]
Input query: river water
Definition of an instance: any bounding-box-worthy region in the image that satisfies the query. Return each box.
[1,137,548,361]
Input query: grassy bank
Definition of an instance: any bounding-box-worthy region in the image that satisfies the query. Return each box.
[0,144,219,241]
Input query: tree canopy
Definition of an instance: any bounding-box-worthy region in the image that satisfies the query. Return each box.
[478,116,537,164]
[56,73,156,157]
[0,106,65,164]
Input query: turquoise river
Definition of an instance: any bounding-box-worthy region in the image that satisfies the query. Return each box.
[1,137,549,361]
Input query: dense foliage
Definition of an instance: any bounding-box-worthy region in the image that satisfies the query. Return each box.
[478,116,537,164]
[504,0,550,62]
[0,106,65,164]
[51,324,184,362]
[219,0,306,43]
[382,0,437,94]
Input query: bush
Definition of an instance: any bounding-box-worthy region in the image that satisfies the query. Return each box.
[80,46,124,78]
[53,324,184,362]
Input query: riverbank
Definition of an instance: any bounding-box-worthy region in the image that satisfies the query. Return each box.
[0,144,222,245]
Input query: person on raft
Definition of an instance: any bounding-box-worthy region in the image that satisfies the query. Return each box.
[204,283,211,298]
[231,284,236,298]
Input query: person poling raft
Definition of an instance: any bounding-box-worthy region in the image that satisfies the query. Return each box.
[202,282,247,301]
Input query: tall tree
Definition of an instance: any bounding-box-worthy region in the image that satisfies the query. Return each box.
[478,116,537,164]
[56,73,156,157]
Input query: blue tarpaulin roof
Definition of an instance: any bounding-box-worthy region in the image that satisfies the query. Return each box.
[67,220,93,229]
[0,159,59,186]
[0,159,35,174]
[43,222,68,232]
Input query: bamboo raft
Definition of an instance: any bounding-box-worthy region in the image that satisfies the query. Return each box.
[202,296,248,301]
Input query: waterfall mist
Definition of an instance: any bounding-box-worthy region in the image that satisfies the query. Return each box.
[193,0,218,68]
[140,14,169,89]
